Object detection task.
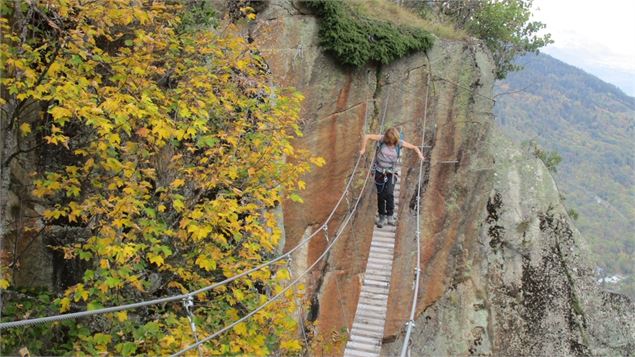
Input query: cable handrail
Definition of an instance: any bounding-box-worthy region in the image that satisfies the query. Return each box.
[400,70,431,357]
[0,102,369,330]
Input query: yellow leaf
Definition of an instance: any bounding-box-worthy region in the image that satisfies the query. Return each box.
[275,269,290,281]
[311,156,326,167]
[246,13,256,20]
[0,279,9,289]
[161,335,176,347]
[158,204,166,212]
[232,288,245,302]
[115,311,128,322]
[234,322,247,335]
[173,199,185,211]
[167,281,187,293]
[170,178,185,189]
[191,209,203,220]
[19,123,31,136]
[60,297,71,312]
[49,106,72,120]
[195,254,216,271]
[148,254,164,267]
[280,340,302,352]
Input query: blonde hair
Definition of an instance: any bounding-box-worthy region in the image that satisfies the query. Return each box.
[383,127,400,146]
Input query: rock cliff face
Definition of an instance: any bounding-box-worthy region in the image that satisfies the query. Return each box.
[244,0,634,355]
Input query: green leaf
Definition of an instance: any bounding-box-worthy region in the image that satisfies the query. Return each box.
[87,301,104,311]
[116,342,137,356]
[105,277,121,288]
[196,135,218,147]
[70,54,83,66]
[289,193,304,203]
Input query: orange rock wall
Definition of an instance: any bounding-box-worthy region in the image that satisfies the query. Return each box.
[247,2,496,353]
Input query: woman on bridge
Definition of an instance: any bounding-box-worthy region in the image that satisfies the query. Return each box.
[360,127,425,228]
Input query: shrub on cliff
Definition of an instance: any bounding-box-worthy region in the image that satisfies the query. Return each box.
[302,0,435,67]
[419,0,553,79]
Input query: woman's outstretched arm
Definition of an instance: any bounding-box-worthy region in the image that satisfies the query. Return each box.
[401,140,425,160]
[360,134,383,155]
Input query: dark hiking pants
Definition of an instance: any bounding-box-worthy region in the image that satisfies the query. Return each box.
[375,171,395,217]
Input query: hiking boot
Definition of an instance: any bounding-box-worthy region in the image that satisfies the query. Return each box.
[387,215,396,226]
[376,214,387,228]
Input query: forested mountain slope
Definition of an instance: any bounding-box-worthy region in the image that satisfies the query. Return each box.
[494,53,635,296]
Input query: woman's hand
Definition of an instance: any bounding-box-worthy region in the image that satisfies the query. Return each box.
[360,134,381,155]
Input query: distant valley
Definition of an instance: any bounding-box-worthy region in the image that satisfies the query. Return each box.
[494,53,635,297]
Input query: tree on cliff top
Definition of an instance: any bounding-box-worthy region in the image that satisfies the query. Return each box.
[421,0,553,79]
[1,0,321,354]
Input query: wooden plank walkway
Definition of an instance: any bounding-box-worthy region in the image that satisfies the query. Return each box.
[343,168,401,357]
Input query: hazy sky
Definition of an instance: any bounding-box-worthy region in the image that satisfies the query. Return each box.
[531,0,635,96]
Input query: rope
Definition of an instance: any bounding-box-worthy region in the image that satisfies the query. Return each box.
[170,164,373,356]
[399,69,431,357]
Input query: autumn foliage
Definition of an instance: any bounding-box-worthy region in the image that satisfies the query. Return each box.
[1,0,321,354]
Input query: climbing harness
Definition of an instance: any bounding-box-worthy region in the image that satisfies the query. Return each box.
[373,170,391,193]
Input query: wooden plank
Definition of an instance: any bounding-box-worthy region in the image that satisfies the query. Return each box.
[364,278,390,287]
[350,329,382,340]
[370,244,394,252]
[356,308,386,319]
[366,257,393,265]
[359,291,388,300]
[358,296,388,305]
[358,303,387,312]
[367,249,393,257]
[371,237,395,244]
[353,320,384,331]
[344,347,379,357]
[367,251,393,259]
[365,267,392,276]
[372,232,395,238]
[356,314,386,324]
[358,295,387,305]
[374,227,396,234]
[349,334,381,345]
[358,298,387,308]
[365,262,392,271]
[346,341,381,353]
[363,274,390,283]
[361,286,389,295]
[351,326,383,338]
[369,246,394,253]
[370,241,394,248]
